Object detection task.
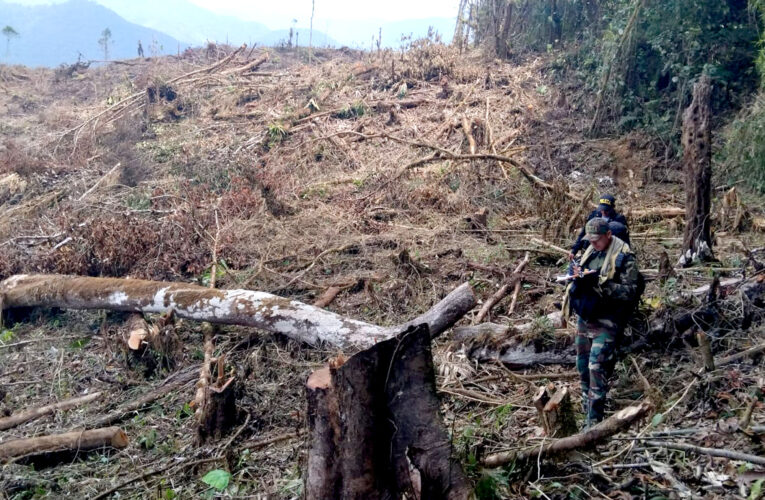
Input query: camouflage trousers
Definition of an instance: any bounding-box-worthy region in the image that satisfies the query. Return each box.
[576,318,617,423]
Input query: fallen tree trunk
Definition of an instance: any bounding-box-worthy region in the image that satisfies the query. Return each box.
[483,402,652,467]
[0,427,129,463]
[0,275,475,351]
[305,324,471,499]
[461,311,573,368]
[0,392,102,431]
[628,207,685,221]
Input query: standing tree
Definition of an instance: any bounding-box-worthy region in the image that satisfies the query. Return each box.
[309,0,315,63]
[679,73,714,267]
[98,28,112,61]
[2,25,19,58]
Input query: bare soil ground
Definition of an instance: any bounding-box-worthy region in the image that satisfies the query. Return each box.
[0,42,763,498]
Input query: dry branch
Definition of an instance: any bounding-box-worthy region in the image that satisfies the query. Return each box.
[221,53,270,75]
[0,274,475,351]
[473,252,529,324]
[717,342,765,366]
[643,440,765,466]
[313,286,342,308]
[0,427,128,463]
[0,392,102,431]
[483,402,652,467]
[90,368,197,428]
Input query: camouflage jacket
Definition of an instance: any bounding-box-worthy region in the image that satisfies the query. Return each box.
[569,245,640,326]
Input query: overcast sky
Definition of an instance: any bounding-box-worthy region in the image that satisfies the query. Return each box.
[6,0,460,29]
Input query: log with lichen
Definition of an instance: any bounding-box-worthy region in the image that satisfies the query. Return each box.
[0,274,475,351]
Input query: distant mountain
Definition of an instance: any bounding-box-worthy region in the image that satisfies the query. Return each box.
[0,0,187,67]
[97,0,271,46]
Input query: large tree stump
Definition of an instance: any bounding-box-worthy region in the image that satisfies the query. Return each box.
[679,74,714,266]
[305,324,471,499]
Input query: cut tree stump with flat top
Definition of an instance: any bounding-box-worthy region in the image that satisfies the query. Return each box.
[305,324,471,499]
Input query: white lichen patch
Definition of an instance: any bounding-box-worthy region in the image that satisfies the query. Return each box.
[107,291,130,306]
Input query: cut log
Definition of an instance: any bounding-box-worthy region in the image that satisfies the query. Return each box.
[305,325,471,499]
[453,322,510,342]
[537,386,577,438]
[469,342,575,368]
[0,427,128,463]
[0,392,102,431]
[463,311,571,367]
[0,275,475,351]
[483,402,652,467]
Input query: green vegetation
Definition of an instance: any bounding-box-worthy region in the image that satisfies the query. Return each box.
[471,0,765,190]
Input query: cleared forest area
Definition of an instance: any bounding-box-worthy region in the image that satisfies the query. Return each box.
[0,27,763,499]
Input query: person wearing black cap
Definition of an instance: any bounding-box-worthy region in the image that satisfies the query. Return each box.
[569,194,629,261]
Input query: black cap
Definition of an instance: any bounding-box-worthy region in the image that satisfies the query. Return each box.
[598,194,616,212]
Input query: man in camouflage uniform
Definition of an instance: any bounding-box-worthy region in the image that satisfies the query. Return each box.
[563,217,640,424]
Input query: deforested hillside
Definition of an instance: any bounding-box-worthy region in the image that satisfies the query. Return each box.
[0,36,763,499]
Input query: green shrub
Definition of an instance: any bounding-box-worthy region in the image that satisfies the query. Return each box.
[720,94,765,193]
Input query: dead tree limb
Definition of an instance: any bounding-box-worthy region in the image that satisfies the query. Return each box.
[483,403,652,467]
[717,342,765,366]
[90,368,197,428]
[305,325,471,499]
[643,440,765,466]
[313,286,342,308]
[0,392,102,431]
[0,275,475,351]
[0,427,128,463]
[221,52,269,75]
[473,252,530,324]
[461,117,477,154]
[696,330,715,371]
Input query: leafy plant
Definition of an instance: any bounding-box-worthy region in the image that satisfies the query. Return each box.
[201,469,231,492]
[267,122,288,148]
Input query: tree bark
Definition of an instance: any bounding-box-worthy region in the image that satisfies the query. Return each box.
[0,275,475,351]
[0,392,102,431]
[305,325,471,499]
[679,74,714,266]
[0,427,128,463]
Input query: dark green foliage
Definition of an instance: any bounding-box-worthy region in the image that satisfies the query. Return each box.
[473,0,762,141]
[720,94,765,192]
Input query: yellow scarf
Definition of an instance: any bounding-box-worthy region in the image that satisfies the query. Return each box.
[562,236,630,318]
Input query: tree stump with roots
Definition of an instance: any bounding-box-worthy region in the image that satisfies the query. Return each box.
[305,324,471,499]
